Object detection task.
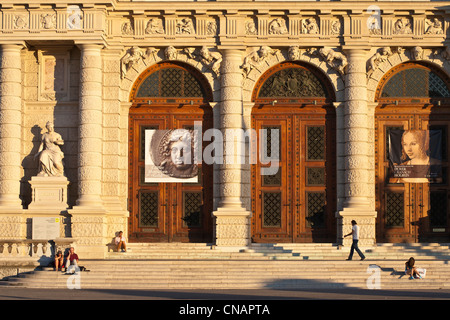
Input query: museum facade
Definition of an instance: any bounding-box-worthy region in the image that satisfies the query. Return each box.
[1,0,450,259]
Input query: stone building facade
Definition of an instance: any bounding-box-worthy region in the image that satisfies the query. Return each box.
[1,0,450,259]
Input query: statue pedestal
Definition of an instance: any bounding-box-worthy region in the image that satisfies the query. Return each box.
[28,176,69,212]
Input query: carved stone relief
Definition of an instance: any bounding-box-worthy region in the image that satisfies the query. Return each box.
[41,13,56,29]
[307,47,347,76]
[120,46,158,79]
[245,19,258,35]
[268,17,288,35]
[302,18,319,34]
[367,47,393,76]
[176,17,195,34]
[14,14,28,29]
[206,19,218,36]
[145,18,164,34]
[288,45,302,61]
[198,46,222,77]
[393,18,412,35]
[241,46,280,78]
[330,19,341,35]
[425,18,443,35]
[121,21,134,35]
[165,46,179,60]
[368,15,382,35]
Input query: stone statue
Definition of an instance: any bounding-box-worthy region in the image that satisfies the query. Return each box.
[34,121,65,177]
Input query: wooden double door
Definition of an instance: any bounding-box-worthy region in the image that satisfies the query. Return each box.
[128,105,213,242]
[251,105,336,243]
[376,106,450,242]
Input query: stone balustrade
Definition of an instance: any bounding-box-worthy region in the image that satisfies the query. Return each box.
[0,238,75,261]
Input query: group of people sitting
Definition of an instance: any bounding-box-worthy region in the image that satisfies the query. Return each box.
[53,247,79,274]
[53,231,127,273]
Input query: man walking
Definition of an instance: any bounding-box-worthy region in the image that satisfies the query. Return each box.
[344,220,365,261]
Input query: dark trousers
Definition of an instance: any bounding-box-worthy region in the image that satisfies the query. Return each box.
[348,240,365,260]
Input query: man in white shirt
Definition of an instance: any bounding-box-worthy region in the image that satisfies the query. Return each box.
[344,220,365,261]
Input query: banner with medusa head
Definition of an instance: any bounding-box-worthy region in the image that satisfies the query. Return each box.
[388,129,442,183]
[145,129,200,183]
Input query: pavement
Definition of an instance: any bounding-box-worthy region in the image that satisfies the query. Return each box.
[1,287,450,300]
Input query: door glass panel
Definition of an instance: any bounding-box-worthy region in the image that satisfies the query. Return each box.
[262,192,282,227]
[262,169,282,186]
[385,192,404,227]
[182,191,202,227]
[139,191,159,227]
[307,126,325,160]
[306,192,325,228]
[306,167,325,186]
[430,191,448,228]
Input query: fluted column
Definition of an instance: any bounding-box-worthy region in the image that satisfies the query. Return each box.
[0,43,24,209]
[337,48,377,247]
[212,47,251,249]
[75,43,104,209]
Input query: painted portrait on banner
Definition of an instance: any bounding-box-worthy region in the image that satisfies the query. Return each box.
[389,129,442,183]
[145,129,199,183]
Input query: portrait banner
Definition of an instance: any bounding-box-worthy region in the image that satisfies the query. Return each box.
[389,129,442,183]
[145,129,199,183]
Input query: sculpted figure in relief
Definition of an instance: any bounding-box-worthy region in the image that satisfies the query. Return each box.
[302,18,319,34]
[425,18,443,35]
[241,46,279,78]
[41,13,56,29]
[199,46,222,77]
[367,47,393,75]
[411,46,424,60]
[121,46,157,79]
[122,21,134,35]
[269,18,288,35]
[34,121,64,177]
[165,46,179,60]
[318,47,348,76]
[393,18,412,35]
[176,18,195,34]
[245,20,257,35]
[288,46,301,61]
[145,18,164,34]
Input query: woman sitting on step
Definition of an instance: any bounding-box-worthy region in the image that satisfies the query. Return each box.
[405,257,422,280]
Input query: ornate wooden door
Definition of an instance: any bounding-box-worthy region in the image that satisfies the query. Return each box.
[375,62,450,242]
[250,61,336,243]
[128,62,214,242]
[129,106,213,242]
[251,105,336,243]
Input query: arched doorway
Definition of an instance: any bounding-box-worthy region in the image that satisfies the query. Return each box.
[375,61,450,243]
[128,62,214,242]
[251,61,337,243]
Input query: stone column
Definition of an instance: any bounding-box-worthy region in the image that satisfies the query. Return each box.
[337,48,377,247]
[212,47,252,250]
[0,43,25,239]
[0,43,24,210]
[74,43,104,209]
[68,43,106,259]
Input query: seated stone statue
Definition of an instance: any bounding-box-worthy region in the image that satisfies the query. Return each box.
[34,121,65,177]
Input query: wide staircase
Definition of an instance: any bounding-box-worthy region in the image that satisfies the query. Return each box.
[2,242,450,290]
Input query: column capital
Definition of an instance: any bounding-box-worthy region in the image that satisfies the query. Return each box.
[75,42,105,52]
[0,41,26,50]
